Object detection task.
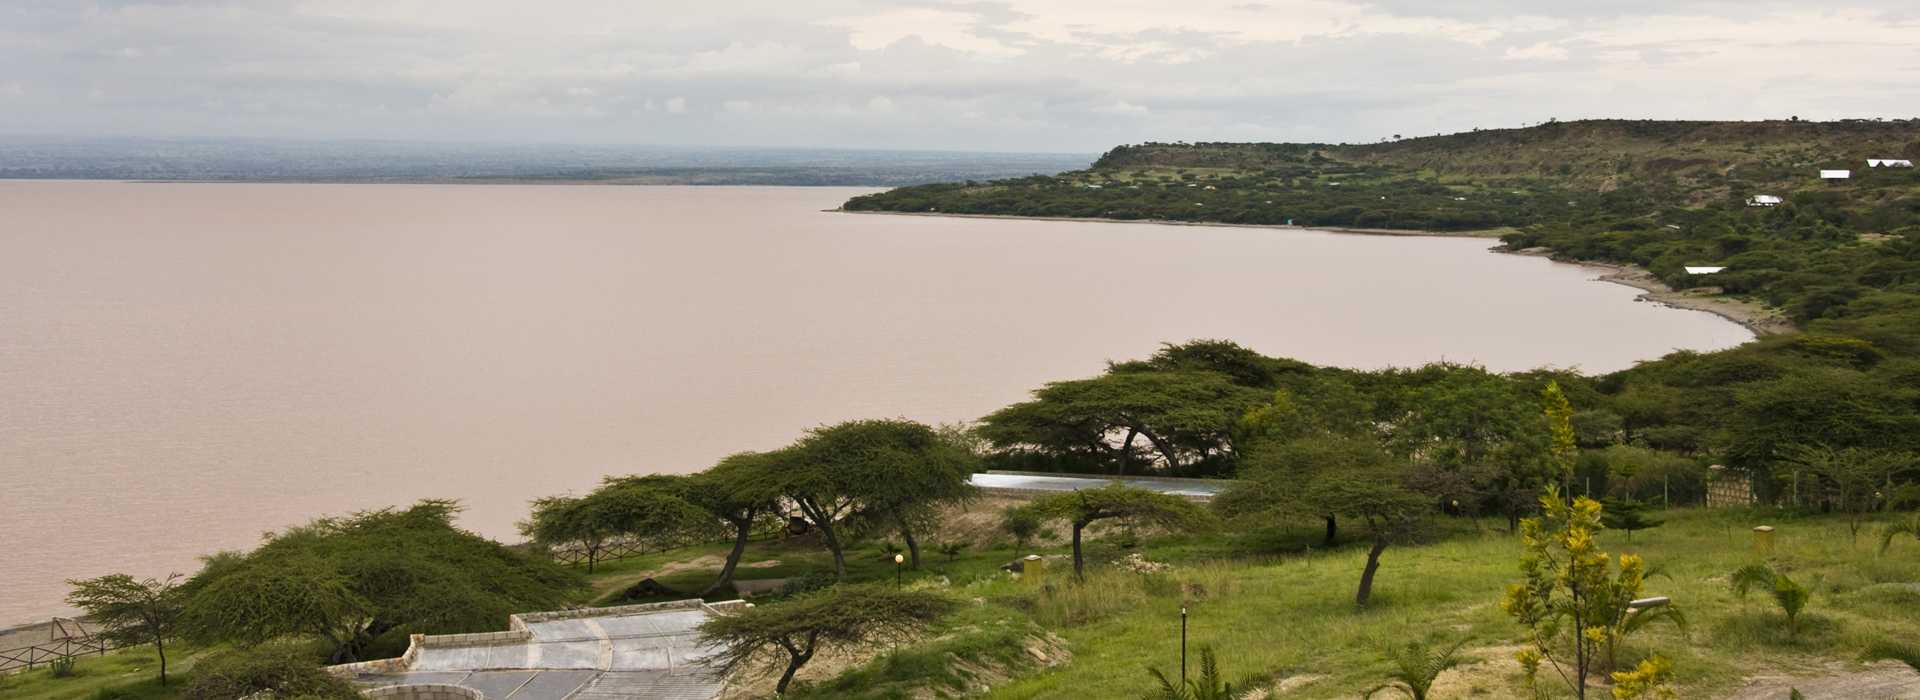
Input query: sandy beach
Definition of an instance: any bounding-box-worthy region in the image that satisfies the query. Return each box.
[1502,248,1793,337]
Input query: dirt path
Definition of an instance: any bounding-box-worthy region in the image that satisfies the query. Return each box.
[1728,660,1920,699]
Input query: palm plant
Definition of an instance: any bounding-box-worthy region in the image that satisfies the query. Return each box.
[1730,563,1810,637]
[1364,638,1469,700]
[1142,645,1234,700]
[1879,516,1917,556]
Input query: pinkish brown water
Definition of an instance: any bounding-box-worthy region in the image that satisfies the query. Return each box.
[0,182,1750,623]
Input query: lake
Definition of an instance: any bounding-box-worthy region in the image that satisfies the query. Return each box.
[0,182,1750,623]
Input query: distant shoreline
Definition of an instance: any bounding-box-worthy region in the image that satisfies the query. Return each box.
[832,208,1507,238]
[836,209,1787,338]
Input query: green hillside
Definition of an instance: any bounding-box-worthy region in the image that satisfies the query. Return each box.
[845,119,1920,345]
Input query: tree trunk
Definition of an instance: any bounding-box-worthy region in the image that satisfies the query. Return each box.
[798,498,848,578]
[776,648,813,694]
[1138,429,1182,472]
[155,636,168,685]
[701,517,754,596]
[898,515,921,570]
[774,631,819,695]
[1071,522,1086,580]
[820,521,846,577]
[1355,539,1389,607]
[1323,515,1338,546]
[1117,427,1140,475]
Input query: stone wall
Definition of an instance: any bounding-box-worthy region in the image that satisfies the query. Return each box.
[362,683,484,700]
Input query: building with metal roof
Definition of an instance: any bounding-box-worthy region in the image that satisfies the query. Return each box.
[968,471,1232,500]
[331,599,743,700]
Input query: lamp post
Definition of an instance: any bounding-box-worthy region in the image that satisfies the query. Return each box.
[893,553,904,586]
[1179,606,1188,687]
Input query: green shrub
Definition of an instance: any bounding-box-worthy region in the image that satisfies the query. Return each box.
[181,645,360,700]
[49,656,78,678]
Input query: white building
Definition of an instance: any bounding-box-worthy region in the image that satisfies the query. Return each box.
[1868,159,1915,168]
[1748,195,1783,207]
[1685,266,1727,275]
[1821,170,1852,180]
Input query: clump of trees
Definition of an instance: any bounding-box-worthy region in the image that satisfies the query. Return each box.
[183,645,362,700]
[522,418,980,587]
[696,584,960,695]
[179,500,582,663]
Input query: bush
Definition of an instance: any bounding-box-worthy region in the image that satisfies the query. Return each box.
[49,656,78,678]
[182,645,361,700]
[1003,506,1042,549]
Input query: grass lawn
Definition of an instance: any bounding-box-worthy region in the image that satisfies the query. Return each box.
[16,507,1914,699]
[601,507,1920,699]
[0,643,219,700]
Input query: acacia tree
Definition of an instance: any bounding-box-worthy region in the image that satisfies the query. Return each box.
[1301,463,1430,607]
[1778,444,1908,540]
[1382,365,1549,531]
[770,419,980,576]
[1220,434,1385,546]
[981,370,1265,474]
[65,574,185,684]
[1029,484,1214,579]
[686,452,785,596]
[520,476,715,573]
[824,420,979,569]
[697,584,959,695]
[183,500,582,662]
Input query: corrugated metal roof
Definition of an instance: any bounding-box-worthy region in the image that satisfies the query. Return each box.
[969,471,1232,499]
[345,601,731,699]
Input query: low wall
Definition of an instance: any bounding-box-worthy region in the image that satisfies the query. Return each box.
[362,683,484,700]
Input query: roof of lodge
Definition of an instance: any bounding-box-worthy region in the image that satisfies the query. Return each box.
[969,470,1233,500]
[331,599,742,700]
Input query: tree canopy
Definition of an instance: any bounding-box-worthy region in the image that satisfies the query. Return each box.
[65,573,185,685]
[697,584,961,694]
[981,367,1265,475]
[182,500,582,662]
[520,475,717,573]
[1029,483,1215,579]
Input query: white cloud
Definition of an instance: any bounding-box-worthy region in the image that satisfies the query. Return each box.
[0,1,1916,151]
[1504,41,1570,61]
[823,8,1024,58]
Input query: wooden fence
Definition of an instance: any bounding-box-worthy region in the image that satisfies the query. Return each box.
[0,618,115,674]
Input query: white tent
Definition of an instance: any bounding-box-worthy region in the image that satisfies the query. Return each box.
[1868,159,1915,168]
[1685,266,1727,275]
[1821,170,1852,179]
[1748,195,1783,206]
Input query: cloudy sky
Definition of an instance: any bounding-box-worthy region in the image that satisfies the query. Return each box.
[4,1,1919,152]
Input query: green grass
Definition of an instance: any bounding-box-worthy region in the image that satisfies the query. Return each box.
[604,508,1919,699]
[20,508,1909,700]
[0,644,218,700]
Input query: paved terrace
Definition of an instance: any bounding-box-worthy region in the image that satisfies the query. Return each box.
[969,470,1233,500]
[331,599,745,700]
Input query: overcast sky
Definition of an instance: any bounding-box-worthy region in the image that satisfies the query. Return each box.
[5,1,1919,152]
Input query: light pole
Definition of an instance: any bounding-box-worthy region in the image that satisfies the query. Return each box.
[1179,606,1188,687]
[893,553,904,586]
